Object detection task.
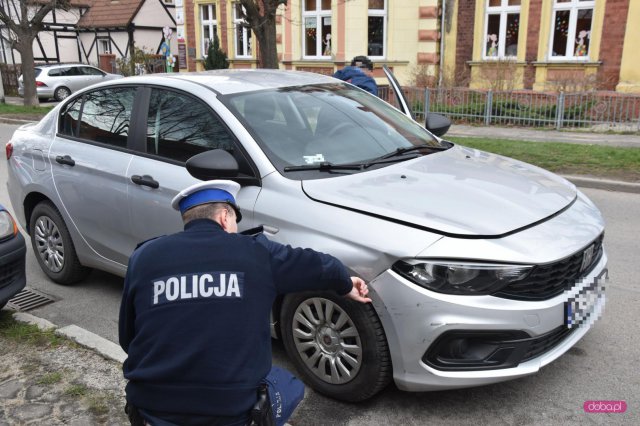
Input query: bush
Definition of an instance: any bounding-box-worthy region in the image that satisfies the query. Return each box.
[204,34,228,70]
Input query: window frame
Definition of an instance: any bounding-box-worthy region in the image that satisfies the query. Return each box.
[367,0,387,59]
[302,0,332,59]
[482,0,521,60]
[233,3,252,59]
[57,87,140,152]
[200,3,218,57]
[548,0,595,61]
[140,86,260,183]
[98,39,110,55]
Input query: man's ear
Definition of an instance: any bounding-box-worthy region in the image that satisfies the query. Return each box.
[219,209,230,231]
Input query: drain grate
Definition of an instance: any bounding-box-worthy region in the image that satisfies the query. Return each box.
[6,287,57,312]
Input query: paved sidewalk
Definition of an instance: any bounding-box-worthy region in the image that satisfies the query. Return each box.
[0,312,128,425]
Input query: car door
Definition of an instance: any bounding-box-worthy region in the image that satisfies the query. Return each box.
[78,66,106,88]
[126,87,261,247]
[51,86,138,265]
[61,66,85,92]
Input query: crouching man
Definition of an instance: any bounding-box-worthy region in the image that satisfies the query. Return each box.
[119,180,370,425]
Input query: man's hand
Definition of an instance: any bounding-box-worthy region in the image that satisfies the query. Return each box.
[345,277,371,303]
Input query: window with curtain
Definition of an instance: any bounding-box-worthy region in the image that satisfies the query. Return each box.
[200,4,217,56]
[303,0,332,58]
[234,3,252,58]
[550,0,594,59]
[483,0,521,59]
[368,0,386,58]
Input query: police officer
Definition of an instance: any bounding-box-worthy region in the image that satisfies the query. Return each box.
[333,55,378,96]
[119,180,370,426]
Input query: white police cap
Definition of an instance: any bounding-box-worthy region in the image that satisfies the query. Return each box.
[171,180,242,222]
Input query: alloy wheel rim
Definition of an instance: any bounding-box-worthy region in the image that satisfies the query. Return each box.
[292,298,362,384]
[34,215,65,273]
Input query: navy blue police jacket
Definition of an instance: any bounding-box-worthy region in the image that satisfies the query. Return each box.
[118,218,352,417]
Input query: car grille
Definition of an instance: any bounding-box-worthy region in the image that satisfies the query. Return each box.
[0,256,25,290]
[521,325,577,363]
[495,234,604,301]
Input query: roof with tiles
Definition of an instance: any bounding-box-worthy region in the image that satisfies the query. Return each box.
[77,0,145,28]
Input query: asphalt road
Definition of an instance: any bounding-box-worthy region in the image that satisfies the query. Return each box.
[1,123,637,425]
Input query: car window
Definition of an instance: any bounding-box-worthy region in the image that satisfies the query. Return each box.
[146,89,236,163]
[64,88,135,148]
[80,66,104,76]
[59,97,82,137]
[47,68,61,77]
[225,84,442,171]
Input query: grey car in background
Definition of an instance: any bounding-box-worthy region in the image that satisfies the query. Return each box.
[5,69,607,402]
[18,63,122,101]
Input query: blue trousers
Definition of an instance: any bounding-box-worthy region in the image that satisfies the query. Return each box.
[264,366,305,426]
[136,366,304,426]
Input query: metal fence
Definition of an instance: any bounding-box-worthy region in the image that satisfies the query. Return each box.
[379,86,640,132]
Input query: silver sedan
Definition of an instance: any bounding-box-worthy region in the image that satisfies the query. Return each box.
[6,69,607,401]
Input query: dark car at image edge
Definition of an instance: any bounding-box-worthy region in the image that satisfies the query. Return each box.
[0,202,26,311]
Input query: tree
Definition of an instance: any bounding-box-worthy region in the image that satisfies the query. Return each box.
[0,0,72,106]
[204,33,229,70]
[238,0,285,69]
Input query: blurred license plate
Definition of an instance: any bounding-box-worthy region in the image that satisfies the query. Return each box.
[565,269,607,329]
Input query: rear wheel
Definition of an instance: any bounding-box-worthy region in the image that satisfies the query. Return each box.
[29,202,89,285]
[280,291,392,402]
[54,86,71,101]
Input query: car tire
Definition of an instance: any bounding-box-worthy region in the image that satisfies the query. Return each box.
[54,86,71,101]
[29,202,90,285]
[280,291,392,402]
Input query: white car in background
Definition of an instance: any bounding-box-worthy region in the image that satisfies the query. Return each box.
[18,63,122,101]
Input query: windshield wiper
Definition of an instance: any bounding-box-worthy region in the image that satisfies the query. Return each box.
[284,162,364,172]
[376,143,450,160]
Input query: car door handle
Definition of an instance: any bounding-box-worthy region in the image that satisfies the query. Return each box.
[131,174,159,189]
[55,155,75,166]
[261,225,279,235]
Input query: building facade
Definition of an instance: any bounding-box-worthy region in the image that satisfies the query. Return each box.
[180,0,440,86]
[444,0,640,92]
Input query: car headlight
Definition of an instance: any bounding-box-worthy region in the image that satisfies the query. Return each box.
[0,210,18,240]
[392,260,532,295]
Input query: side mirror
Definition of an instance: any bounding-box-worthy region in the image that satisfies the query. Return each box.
[186,149,239,180]
[425,113,451,137]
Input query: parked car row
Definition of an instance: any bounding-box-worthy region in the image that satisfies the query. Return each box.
[5,68,607,401]
[18,63,122,101]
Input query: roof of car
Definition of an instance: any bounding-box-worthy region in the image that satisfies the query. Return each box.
[124,69,339,96]
[36,63,95,69]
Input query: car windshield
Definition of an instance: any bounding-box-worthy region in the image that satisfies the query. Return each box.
[224,83,446,175]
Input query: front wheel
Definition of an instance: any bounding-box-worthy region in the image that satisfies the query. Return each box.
[29,202,90,285]
[280,291,391,402]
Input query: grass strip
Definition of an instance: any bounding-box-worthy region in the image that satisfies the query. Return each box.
[449,136,640,182]
[0,103,53,115]
[0,310,64,347]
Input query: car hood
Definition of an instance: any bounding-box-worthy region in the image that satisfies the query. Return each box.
[301,145,577,237]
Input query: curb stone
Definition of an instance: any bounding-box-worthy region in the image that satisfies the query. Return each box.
[564,175,640,194]
[11,312,126,363]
